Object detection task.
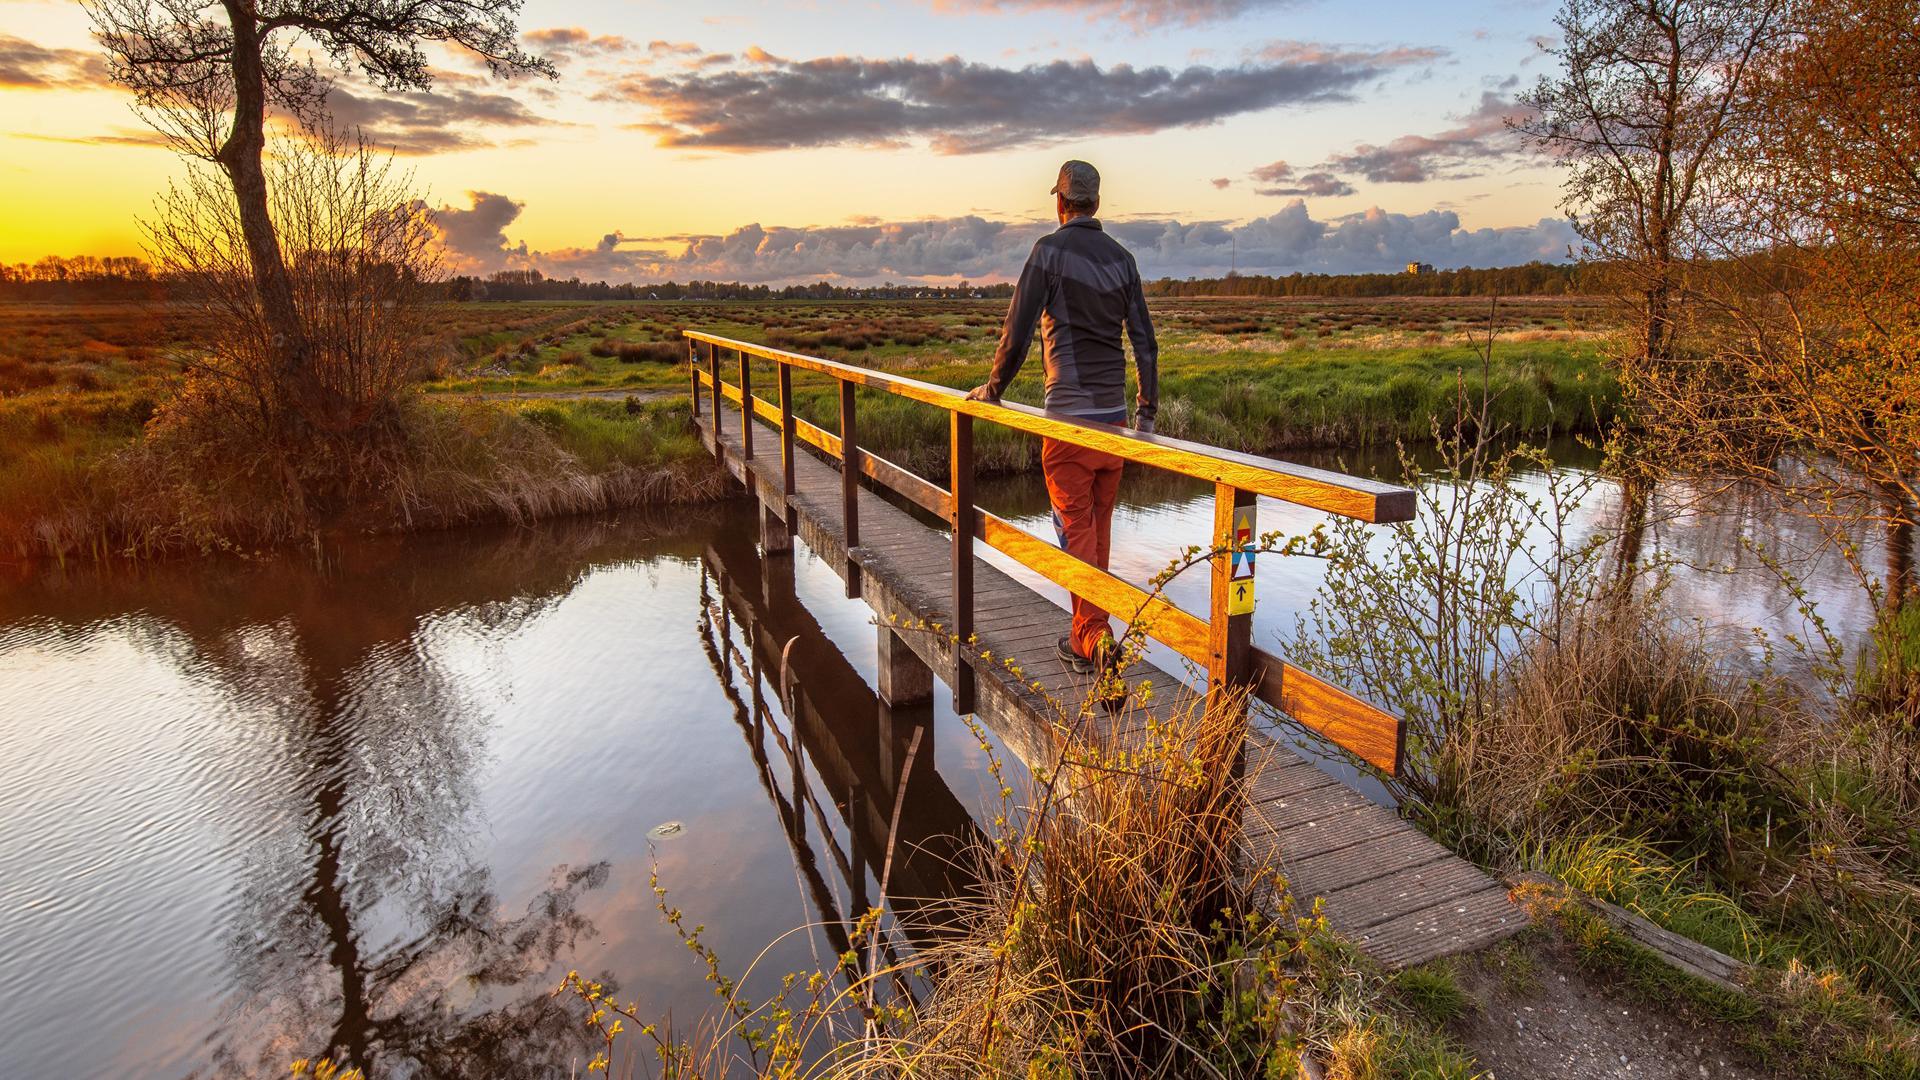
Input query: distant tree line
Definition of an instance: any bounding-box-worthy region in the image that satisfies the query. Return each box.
[439,270,1017,302]
[0,255,168,300]
[1145,261,1586,298]
[3,257,1594,303]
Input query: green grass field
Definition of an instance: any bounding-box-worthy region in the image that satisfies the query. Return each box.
[416,295,1617,472]
[0,295,1617,558]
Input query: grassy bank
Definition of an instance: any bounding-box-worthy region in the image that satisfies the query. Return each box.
[1514,846,1920,1078]
[1288,411,1920,1065]
[0,391,725,561]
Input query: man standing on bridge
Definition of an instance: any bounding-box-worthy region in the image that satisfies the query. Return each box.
[967,160,1159,675]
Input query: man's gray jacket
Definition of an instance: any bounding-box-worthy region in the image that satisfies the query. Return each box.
[981,217,1159,431]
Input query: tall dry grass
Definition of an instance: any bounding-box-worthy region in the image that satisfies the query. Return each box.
[1425,545,1920,1014]
[556,575,1481,1079]
[1452,588,1804,863]
[880,691,1258,1076]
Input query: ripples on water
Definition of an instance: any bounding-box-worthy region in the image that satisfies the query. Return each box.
[0,450,1894,1077]
[0,506,1003,1078]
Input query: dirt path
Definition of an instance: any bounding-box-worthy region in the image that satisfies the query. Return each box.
[443,387,676,403]
[1445,934,1776,1080]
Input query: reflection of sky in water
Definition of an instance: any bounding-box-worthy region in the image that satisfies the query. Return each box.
[0,456,1896,1078]
[0,507,1007,1079]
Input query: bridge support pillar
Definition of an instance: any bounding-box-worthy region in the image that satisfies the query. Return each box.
[877,699,935,792]
[876,626,933,707]
[761,534,794,612]
[760,498,792,555]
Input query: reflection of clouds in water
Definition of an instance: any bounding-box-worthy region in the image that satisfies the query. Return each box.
[0,509,739,1079]
[1637,473,1886,684]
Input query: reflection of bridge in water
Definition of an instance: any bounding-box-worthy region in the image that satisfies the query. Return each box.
[687,330,1527,969]
[696,522,983,975]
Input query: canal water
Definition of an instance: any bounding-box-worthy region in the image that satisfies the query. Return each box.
[0,452,1895,1077]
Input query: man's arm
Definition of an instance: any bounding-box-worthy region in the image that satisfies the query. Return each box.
[1124,264,1159,433]
[967,245,1047,402]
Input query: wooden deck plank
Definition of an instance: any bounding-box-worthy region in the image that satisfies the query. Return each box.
[1354,887,1529,968]
[1316,857,1507,933]
[978,603,1073,632]
[1245,835,1455,912]
[977,608,1075,636]
[697,409,1519,971]
[1246,782,1375,831]
[1246,760,1343,804]
[1244,803,1408,864]
[1276,828,1460,896]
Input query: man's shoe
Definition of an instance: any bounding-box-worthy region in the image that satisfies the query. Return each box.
[1089,633,1129,712]
[1057,635,1095,674]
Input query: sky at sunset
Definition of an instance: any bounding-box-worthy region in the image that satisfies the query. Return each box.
[1,0,1577,284]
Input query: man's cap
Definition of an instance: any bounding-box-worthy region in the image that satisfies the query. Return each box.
[1049,160,1100,204]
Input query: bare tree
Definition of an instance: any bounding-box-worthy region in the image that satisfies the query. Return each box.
[1529,0,1916,701]
[140,130,441,522]
[1518,0,1784,373]
[1736,0,1919,578]
[87,0,551,427]
[1517,0,1786,578]
[1558,0,1917,606]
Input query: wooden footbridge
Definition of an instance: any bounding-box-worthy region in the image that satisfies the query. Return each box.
[683,330,1525,969]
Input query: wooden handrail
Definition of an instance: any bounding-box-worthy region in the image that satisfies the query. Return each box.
[700,367,1221,662]
[686,330,1410,777]
[683,329,1415,524]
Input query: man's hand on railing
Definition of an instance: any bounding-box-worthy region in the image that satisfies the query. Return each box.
[1132,414,1154,436]
[964,384,999,403]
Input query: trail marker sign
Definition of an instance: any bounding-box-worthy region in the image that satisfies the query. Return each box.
[1229,577,1255,615]
[1230,503,1256,580]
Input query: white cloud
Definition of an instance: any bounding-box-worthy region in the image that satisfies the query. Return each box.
[431,192,1575,284]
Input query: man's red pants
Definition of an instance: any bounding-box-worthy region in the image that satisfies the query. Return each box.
[1042,437,1125,659]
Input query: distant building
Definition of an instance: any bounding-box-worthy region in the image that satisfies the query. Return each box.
[1405,262,1435,275]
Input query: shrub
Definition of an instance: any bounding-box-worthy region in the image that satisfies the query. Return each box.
[615,341,681,364]
[1288,354,1920,1017]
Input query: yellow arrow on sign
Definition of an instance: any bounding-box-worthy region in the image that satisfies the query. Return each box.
[1229,578,1255,615]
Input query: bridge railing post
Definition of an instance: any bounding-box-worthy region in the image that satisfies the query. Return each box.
[707,342,724,461]
[688,339,700,419]
[778,360,796,521]
[950,411,976,714]
[737,348,753,460]
[840,379,861,599]
[1207,483,1256,739]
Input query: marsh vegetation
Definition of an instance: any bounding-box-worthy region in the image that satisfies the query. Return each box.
[0,292,1613,562]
